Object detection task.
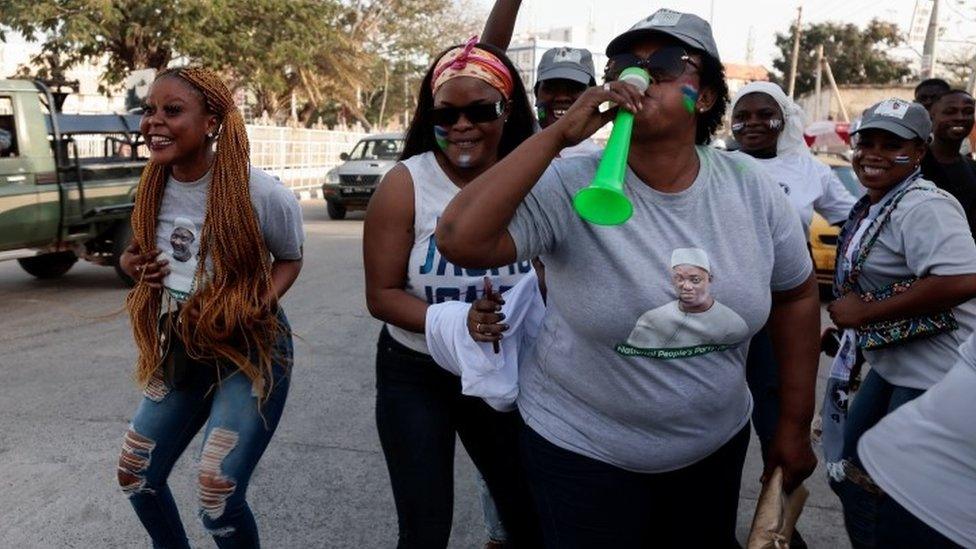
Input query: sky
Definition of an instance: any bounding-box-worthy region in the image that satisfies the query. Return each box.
[475,0,976,72]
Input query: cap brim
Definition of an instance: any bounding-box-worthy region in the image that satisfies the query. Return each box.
[606,28,707,58]
[537,66,594,86]
[852,120,920,140]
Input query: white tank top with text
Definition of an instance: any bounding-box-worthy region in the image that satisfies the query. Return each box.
[387,151,532,353]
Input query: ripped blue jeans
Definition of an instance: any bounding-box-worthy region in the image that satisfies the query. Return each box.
[117,313,292,549]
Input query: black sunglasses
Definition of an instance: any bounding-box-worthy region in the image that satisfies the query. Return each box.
[430,101,506,126]
[605,47,700,83]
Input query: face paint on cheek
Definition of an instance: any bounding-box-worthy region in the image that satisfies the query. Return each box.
[893,155,913,164]
[536,106,546,121]
[434,125,449,151]
[768,119,783,130]
[681,84,699,114]
[731,122,745,133]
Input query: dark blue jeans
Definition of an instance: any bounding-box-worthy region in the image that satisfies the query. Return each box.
[520,422,750,549]
[374,327,542,549]
[118,313,293,549]
[829,368,925,549]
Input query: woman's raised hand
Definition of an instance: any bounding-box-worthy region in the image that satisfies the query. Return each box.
[550,80,645,148]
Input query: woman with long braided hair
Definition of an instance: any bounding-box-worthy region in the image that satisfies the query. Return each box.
[115,67,304,548]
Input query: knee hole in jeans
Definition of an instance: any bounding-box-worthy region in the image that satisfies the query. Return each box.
[118,427,157,496]
[198,428,240,522]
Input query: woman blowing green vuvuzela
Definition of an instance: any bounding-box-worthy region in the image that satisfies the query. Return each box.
[435,9,820,547]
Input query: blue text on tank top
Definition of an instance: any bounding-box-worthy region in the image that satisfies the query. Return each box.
[416,231,531,304]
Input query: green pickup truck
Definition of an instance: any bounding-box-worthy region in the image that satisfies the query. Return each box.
[0,79,144,283]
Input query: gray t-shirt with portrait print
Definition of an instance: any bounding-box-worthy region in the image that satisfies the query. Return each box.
[852,178,976,389]
[507,146,812,473]
[156,166,304,301]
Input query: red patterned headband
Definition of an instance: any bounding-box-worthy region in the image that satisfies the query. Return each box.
[432,36,514,100]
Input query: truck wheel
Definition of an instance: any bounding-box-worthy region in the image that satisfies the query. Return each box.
[17,252,78,279]
[327,201,347,220]
[111,221,136,287]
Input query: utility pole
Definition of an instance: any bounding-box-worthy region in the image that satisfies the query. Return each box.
[922,0,940,78]
[787,5,803,99]
[824,60,849,122]
[814,44,824,121]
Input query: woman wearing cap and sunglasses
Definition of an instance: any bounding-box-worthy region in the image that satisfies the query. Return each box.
[436,9,819,547]
[363,38,540,548]
[825,99,976,548]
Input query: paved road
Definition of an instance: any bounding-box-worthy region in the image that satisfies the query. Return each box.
[0,202,850,548]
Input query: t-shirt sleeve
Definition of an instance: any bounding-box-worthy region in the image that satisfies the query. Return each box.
[766,175,814,291]
[898,197,976,277]
[814,162,858,225]
[260,182,305,261]
[507,161,576,261]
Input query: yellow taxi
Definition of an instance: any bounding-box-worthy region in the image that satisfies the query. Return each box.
[810,153,863,297]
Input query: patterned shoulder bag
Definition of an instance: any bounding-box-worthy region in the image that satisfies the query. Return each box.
[837,182,958,351]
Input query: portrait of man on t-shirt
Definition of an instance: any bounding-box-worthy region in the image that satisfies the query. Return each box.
[624,248,749,357]
[162,216,200,299]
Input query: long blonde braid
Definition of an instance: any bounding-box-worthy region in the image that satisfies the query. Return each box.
[126,67,281,402]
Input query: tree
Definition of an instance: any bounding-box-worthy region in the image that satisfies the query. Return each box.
[772,19,913,96]
[335,0,484,129]
[1,0,483,128]
[3,1,213,89]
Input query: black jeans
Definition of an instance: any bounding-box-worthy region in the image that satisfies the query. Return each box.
[746,327,779,459]
[520,422,750,549]
[375,327,542,548]
[876,496,964,549]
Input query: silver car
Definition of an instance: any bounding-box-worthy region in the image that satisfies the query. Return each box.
[322,132,404,219]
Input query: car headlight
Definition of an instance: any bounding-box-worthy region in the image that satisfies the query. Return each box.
[326,168,339,184]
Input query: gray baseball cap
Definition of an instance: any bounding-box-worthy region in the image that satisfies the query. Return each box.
[606,9,720,61]
[852,99,931,141]
[536,47,596,87]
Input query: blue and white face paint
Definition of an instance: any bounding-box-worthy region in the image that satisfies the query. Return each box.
[435,125,472,166]
[730,119,783,134]
[893,155,913,164]
[434,125,449,151]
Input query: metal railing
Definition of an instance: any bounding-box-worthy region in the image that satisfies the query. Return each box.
[70,124,371,191]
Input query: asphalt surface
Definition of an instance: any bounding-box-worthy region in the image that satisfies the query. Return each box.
[0,202,850,548]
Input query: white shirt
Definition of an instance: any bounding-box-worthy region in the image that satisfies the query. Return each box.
[391,152,532,353]
[859,333,976,547]
[752,153,857,238]
[425,271,544,411]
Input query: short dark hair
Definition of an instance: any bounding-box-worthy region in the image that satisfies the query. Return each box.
[933,88,974,104]
[915,78,950,95]
[695,51,729,145]
[401,43,536,161]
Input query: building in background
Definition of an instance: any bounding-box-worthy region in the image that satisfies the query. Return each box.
[0,36,126,114]
[796,83,916,122]
[724,63,771,97]
[507,26,606,102]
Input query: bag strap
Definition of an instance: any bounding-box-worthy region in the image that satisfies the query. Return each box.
[841,180,940,293]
